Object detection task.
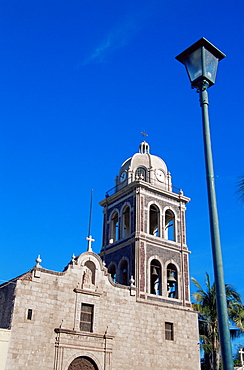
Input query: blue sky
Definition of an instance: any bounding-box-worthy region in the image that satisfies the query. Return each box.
[0,0,244,346]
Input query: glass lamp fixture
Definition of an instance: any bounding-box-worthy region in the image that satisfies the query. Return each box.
[175,37,226,89]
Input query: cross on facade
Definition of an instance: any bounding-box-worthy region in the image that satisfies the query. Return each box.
[239,348,244,367]
[86,235,95,252]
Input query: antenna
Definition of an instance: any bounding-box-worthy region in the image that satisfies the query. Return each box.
[86,189,95,252]
[87,189,93,238]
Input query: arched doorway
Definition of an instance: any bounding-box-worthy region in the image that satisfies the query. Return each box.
[68,356,98,370]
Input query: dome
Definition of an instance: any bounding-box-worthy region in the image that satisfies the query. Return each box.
[118,141,172,191]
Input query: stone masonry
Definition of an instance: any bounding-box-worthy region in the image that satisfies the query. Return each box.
[0,251,200,370]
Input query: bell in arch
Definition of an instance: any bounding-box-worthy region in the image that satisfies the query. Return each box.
[152,267,158,276]
[167,271,177,287]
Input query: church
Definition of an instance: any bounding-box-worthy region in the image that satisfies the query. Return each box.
[0,140,200,370]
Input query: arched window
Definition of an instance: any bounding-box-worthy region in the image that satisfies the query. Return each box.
[84,261,96,285]
[119,259,128,285]
[111,211,119,243]
[135,166,147,181]
[122,205,130,238]
[149,205,160,236]
[165,209,175,241]
[108,264,116,283]
[167,263,178,299]
[68,356,98,370]
[150,259,161,295]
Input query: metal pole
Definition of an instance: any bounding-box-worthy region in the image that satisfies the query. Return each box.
[199,83,233,370]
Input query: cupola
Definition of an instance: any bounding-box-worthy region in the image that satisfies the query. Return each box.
[117,141,172,191]
[139,141,150,154]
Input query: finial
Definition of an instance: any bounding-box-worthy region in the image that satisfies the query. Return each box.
[71,253,76,264]
[35,255,42,267]
[86,235,95,252]
[130,275,135,287]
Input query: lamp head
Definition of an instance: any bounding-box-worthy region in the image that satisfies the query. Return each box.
[176,37,225,89]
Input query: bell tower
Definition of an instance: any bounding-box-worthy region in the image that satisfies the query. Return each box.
[99,141,191,307]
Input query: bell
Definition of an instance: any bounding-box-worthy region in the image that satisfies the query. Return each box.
[167,271,177,286]
[152,267,158,276]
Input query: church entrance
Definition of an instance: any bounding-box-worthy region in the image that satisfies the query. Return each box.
[68,356,98,370]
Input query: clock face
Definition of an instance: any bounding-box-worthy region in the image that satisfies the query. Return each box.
[120,171,127,183]
[155,169,165,182]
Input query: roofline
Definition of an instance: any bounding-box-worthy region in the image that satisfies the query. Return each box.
[100,180,190,207]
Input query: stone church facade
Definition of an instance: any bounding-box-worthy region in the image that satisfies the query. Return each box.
[0,141,200,370]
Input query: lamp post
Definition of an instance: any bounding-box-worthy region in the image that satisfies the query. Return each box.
[176,38,233,370]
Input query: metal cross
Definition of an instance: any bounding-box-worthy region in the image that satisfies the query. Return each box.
[141,131,148,138]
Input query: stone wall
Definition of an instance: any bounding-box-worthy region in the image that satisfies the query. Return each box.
[0,280,17,329]
[4,252,200,370]
[0,328,11,370]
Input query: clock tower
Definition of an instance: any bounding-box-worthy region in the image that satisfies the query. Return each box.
[99,140,191,307]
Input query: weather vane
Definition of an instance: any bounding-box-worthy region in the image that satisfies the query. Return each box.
[140,131,148,139]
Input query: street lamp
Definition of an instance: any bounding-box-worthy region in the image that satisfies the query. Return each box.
[176,38,233,370]
[176,37,225,89]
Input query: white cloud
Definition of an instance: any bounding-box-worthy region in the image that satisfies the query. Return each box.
[82,3,156,65]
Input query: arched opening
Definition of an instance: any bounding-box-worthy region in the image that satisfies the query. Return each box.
[119,259,128,285]
[135,166,147,181]
[167,263,178,299]
[150,259,161,295]
[68,356,98,370]
[108,264,116,283]
[122,205,130,238]
[111,211,119,243]
[165,209,175,241]
[149,205,160,236]
[84,261,96,285]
